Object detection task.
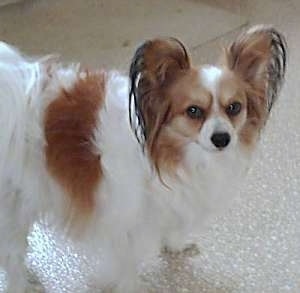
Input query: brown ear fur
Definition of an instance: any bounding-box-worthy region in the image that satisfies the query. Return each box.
[225,26,286,115]
[224,26,286,145]
[129,38,191,159]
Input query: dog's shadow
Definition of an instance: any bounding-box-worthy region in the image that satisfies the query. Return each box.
[140,244,235,293]
[25,225,236,293]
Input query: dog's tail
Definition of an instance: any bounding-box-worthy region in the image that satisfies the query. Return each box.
[0,43,53,287]
[0,42,42,191]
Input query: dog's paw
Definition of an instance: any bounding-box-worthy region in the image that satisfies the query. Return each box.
[162,242,199,257]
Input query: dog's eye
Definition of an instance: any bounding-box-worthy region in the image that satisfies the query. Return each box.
[226,102,242,116]
[186,106,204,119]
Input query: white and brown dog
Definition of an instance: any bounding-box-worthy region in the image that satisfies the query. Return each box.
[0,25,286,292]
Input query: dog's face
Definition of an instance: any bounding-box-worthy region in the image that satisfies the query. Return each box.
[129,26,286,174]
[162,66,247,153]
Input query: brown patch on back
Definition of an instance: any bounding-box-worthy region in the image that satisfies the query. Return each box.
[44,71,105,216]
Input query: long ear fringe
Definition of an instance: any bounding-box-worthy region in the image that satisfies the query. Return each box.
[227,25,287,113]
[128,38,190,149]
[128,41,148,148]
[266,27,287,111]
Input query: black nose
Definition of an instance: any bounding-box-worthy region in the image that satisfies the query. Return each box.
[211,132,231,149]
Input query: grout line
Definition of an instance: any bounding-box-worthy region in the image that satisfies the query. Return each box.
[288,0,299,12]
[191,21,249,51]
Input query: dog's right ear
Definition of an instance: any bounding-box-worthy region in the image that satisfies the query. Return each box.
[129,38,191,151]
[224,26,287,113]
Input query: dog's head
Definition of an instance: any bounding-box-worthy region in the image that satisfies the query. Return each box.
[129,26,287,174]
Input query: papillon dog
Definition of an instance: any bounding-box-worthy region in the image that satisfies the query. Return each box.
[0,25,286,292]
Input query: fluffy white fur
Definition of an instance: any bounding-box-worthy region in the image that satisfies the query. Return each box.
[0,43,257,293]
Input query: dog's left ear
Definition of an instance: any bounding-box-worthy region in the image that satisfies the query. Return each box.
[129,37,191,150]
[224,26,287,113]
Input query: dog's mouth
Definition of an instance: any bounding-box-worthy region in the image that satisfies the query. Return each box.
[195,140,234,155]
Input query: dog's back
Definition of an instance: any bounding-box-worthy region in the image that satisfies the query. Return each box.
[0,44,146,292]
